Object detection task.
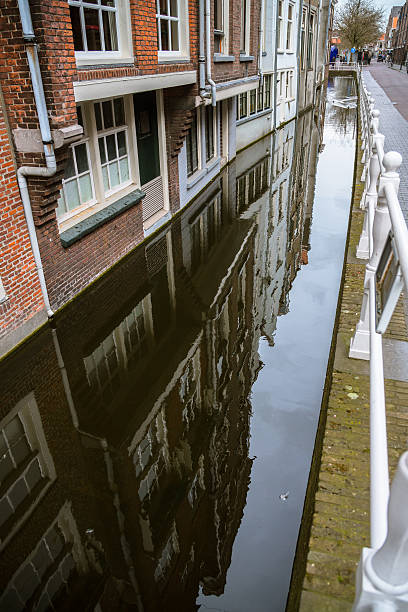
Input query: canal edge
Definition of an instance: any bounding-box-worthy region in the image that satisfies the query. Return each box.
[286,93,361,612]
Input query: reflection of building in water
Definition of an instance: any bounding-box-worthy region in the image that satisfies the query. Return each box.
[0,96,325,610]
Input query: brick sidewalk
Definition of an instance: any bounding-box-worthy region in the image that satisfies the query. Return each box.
[363,65,408,223]
[295,134,408,611]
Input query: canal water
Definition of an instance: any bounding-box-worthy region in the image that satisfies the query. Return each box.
[0,77,356,611]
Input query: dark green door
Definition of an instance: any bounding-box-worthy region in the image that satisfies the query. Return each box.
[133,91,161,186]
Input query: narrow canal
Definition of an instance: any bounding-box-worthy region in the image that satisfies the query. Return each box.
[0,77,356,611]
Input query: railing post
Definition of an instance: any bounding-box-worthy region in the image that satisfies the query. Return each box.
[349,149,398,360]
[357,127,383,258]
[353,452,408,610]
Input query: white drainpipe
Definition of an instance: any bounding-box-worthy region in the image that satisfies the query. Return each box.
[259,0,265,87]
[204,0,217,106]
[17,0,56,317]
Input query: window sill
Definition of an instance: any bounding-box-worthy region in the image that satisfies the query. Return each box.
[187,168,207,189]
[158,53,190,64]
[239,55,255,62]
[75,54,134,68]
[60,188,145,248]
[214,54,235,63]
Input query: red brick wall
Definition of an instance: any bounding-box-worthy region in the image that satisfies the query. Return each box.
[0,97,45,341]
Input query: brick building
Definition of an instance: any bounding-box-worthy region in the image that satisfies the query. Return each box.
[1,0,332,359]
[391,0,408,64]
[385,5,402,50]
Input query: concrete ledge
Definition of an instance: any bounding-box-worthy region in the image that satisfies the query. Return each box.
[60,189,145,248]
[0,308,48,360]
[214,54,235,63]
[239,54,255,62]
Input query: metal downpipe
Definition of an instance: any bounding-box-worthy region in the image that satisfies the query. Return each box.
[204,0,217,106]
[17,0,56,317]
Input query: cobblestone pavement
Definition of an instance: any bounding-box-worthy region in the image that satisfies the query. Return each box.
[362,64,408,222]
[298,135,408,611]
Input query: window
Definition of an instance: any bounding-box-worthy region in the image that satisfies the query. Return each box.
[250,88,256,114]
[300,9,307,69]
[186,109,199,176]
[0,505,83,611]
[58,141,95,217]
[307,13,315,68]
[205,105,215,162]
[257,82,263,111]
[264,74,271,109]
[286,3,294,50]
[156,0,180,51]
[0,395,55,550]
[279,71,284,99]
[277,0,284,50]
[57,96,140,222]
[69,0,118,52]
[240,0,250,53]
[214,0,228,54]
[95,98,130,195]
[239,92,248,118]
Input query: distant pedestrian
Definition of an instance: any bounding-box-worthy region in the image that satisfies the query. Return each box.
[367,51,372,65]
[357,50,363,65]
[330,45,338,66]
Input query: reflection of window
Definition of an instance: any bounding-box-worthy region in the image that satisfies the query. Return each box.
[0,395,55,550]
[137,110,151,138]
[154,523,179,582]
[300,10,306,68]
[69,0,118,52]
[307,13,315,68]
[0,505,83,610]
[186,109,199,177]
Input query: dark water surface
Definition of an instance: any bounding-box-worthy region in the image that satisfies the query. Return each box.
[0,78,356,612]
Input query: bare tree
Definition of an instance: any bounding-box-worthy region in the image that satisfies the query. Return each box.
[335,0,384,49]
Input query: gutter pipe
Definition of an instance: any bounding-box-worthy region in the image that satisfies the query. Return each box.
[199,0,206,96]
[204,0,217,106]
[17,0,56,317]
[258,0,265,87]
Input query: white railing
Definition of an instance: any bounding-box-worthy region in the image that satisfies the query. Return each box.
[329,61,358,70]
[348,68,408,610]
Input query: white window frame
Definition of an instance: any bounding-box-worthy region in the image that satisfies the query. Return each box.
[157,0,190,62]
[204,103,217,163]
[57,95,142,226]
[286,3,294,51]
[69,0,133,67]
[214,0,229,56]
[186,107,202,179]
[277,0,284,52]
[240,0,251,54]
[57,139,97,222]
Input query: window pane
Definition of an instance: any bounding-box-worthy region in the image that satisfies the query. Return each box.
[117,131,127,156]
[102,166,109,191]
[65,149,76,179]
[78,174,93,203]
[114,98,125,126]
[0,497,13,528]
[101,0,115,5]
[84,8,102,51]
[26,458,42,490]
[0,451,13,483]
[170,0,178,16]
[98,138,107,164]
[9,478,29,508]
[102,10,118,51]
[171,20,179,51]
[159,0,168,15]
[160,20,169,50]
[65,180,81,210]
[119,158,129,182]
[94,103,103,131]
[109,162,120,187]
[69,6,84,51]
[106,134,117,160]
[5,417,24,444]
[75,143,89,174]
[12,437,31,466]
[102,100,114,129]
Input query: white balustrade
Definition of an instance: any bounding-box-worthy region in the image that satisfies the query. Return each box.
[346,67,408,611]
